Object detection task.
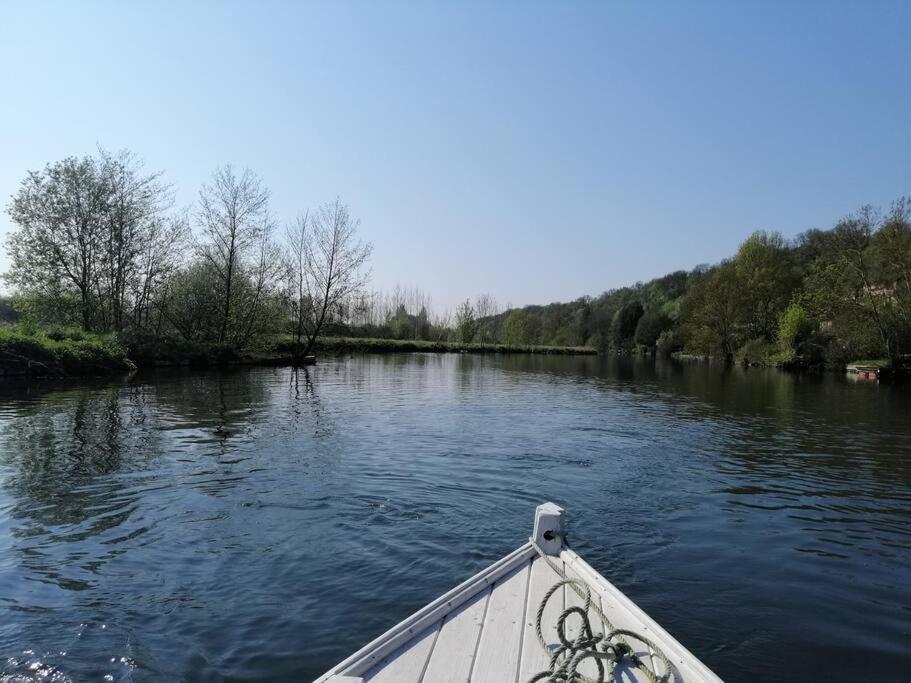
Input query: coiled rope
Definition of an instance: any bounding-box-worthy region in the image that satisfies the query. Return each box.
[528,542,673,683]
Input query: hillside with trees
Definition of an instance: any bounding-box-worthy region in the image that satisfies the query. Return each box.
[481,201,911,368]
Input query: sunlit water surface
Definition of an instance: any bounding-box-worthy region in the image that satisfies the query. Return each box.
[0,354,909,682]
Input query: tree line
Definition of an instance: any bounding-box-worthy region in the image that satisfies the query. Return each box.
[317,289,504,345]
[1,149,518,358]
[334,200,911,368]
[4,149,909,367]
[486,200,911,367]
[4,149,371,358]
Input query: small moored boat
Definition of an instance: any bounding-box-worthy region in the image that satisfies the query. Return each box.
[316,502,722,683]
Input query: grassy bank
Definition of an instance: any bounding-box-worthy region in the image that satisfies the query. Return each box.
[0,328,135,377]
[127,333,595,365]
[845,359,891,369]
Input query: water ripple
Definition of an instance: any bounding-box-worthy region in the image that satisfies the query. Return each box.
[0,357,908,681]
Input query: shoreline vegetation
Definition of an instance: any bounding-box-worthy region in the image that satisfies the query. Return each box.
[304,336,595,356]
[0,327,134,377]
[1,148,909,380]
[0,329,596,378]
[1,324,899,379]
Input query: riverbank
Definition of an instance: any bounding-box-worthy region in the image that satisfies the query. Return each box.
[136,336,596,368]
[303,336,596,356]
[8,327,907,380]
[0,329,596,377]
[671,348,911,380]
[0,328,135,377]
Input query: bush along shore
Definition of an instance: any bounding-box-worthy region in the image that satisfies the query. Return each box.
[0,328,135,378]
[5,327,906,379]
[668,347,911,379]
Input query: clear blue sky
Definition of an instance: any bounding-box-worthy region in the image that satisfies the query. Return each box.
[1,1,909,311]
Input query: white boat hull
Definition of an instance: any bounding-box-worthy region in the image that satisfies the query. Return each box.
[316,503,722,683]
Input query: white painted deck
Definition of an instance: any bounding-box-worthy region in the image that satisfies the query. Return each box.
[316,504,722,683]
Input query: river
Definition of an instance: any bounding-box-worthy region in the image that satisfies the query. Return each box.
[0,354,908,681]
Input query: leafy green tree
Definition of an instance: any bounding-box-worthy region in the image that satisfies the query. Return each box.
[609,301,644,350]
[681,261,741,360]
[634,310,672,349]
[503,310,540,345]
[0,297,17,324]
[6,156,110,330]
[655,329,682,356]
[733,231,797,341]
[832,208,894,359]
[160,261,224,342]
[455,299,478,343]
[799,204,911,363]
[389,304,412,339]
[6,151,179,333]
[873,197,911,357]
[415,306,431,340]
[777,302,814,357]
[799,259,877,361]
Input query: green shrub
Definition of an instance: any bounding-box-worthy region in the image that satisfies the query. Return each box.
[634,311,672,348]
[736,337,776,366]
[0,327,134,376]
[777,303,814,355]
[655,329,682,356]
[45,326,90,342]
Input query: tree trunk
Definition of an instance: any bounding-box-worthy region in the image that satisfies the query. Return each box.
[80,286,91,331]
[220,249,235,344]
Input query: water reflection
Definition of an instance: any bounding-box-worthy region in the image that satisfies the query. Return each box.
[0,356,908,681]
[286,367,334,439]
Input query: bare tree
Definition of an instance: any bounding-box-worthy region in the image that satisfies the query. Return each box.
[196,165,270,343]
[238,223,282,346]
[132,212,189,332]
[474,293,499,319]
[284,211,310,350]
[98,148,174,331]
[296,198,372,357]
[473,293,499,342]
[833,206,893,360]
[432,308,452,341]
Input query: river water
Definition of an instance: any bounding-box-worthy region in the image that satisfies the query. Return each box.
[0,354,908,682]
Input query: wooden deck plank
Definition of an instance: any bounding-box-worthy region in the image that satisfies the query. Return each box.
[517,556,564,681]
[318,500,724,683]
[421,586,490,683]
[470,560,531,683]
[363,623,439,683]
[317,544,536,682]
